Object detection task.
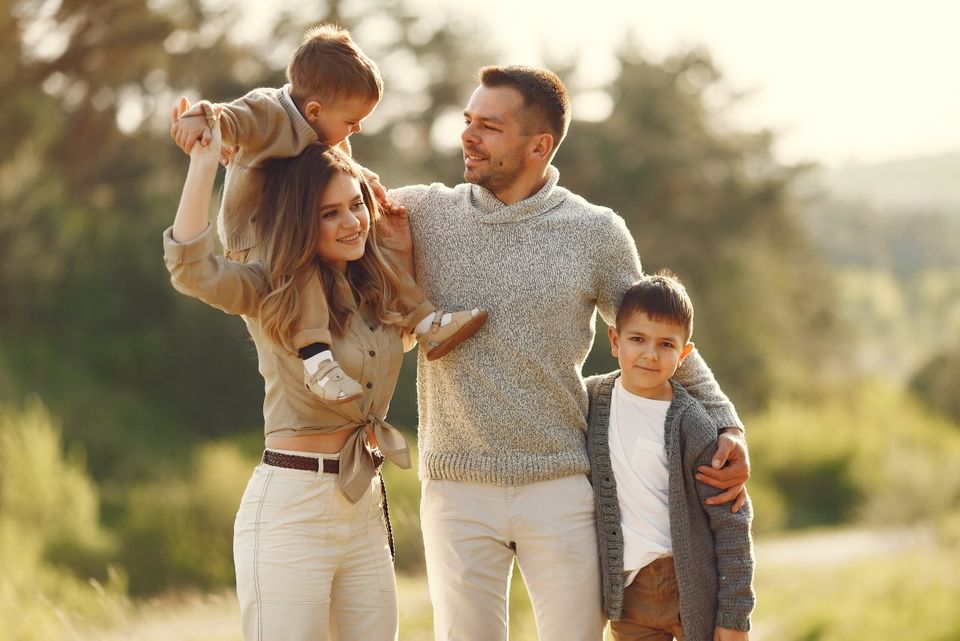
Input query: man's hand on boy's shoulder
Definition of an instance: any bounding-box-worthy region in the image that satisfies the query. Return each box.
[696,426,750,512]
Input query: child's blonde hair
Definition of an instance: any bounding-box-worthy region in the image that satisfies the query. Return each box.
[287,24,383,105]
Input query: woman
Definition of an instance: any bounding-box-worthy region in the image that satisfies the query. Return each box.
[163,107,411,640]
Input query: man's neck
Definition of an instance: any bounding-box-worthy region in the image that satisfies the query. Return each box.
[493,167,550,205]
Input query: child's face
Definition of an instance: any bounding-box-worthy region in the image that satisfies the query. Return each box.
[310,95,378,146]
[608,311,693,400]
[314,171,370,271]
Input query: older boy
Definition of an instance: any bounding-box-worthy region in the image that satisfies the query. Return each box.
[587,272,755,641]
[171,24,485,404]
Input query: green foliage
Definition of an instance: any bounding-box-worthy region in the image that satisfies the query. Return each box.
[911,347,960,424]
[118,442,255,595]
[748,381,960,533]
[0,398,126,640]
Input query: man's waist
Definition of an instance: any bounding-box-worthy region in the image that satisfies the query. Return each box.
[418,447,590,485]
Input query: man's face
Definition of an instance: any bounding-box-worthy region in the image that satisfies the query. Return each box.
[461,85,535,194]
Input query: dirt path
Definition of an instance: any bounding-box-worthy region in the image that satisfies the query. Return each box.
[754,524,933,567]
[71,526,933,641]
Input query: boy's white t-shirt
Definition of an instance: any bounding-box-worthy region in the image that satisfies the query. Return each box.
[609,378,673,586]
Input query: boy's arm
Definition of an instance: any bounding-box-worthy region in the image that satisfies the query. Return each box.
[691,426,756,635]
[173,89,317,165]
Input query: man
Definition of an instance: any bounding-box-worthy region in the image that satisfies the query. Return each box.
[390,65,749,641]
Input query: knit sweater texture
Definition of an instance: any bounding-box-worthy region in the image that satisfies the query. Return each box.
[391,167,743,485]
[586,372,755,639]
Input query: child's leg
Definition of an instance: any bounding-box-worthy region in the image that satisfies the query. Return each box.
[297,274,362,404]
[396,270,488,361]
[610,558,684,641]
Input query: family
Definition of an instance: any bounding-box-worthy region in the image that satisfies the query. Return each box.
[164,24,755,641]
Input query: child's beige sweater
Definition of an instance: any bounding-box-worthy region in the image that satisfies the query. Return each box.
[391,167,742,485]
[213,85,318,256]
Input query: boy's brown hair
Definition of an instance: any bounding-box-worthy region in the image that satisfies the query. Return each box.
[616,270,694,342]
[287,24,383,105]
[479,65,570,152]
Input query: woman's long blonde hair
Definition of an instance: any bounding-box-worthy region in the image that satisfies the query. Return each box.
[254,145,414,353]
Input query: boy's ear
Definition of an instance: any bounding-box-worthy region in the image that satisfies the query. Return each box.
[608,325,620,357]
[303,100,323,124]
[678,341,695,365]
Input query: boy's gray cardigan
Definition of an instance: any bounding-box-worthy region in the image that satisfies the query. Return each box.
[586,371,755,639]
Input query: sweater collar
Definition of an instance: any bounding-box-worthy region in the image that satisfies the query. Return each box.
[469,165,566,224]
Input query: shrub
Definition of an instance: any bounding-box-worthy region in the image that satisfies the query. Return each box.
[747,381,960,533]
[118,441,254,595]
[0,398,125,640]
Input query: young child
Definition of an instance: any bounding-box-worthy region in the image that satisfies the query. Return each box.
[586,271,755,641]
[171,24,486,403]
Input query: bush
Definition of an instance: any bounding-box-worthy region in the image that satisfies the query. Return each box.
[747,381,960,533]
[118,442,254,595]
[911,347,960,424]
[0,398,125,640]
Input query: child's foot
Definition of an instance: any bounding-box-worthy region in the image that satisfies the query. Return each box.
[417,308,488,361]
[304,357,362,403]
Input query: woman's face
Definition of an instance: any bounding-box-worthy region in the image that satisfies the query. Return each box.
[315,171,370,270]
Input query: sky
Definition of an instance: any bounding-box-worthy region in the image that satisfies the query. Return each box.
[236,0,960,167]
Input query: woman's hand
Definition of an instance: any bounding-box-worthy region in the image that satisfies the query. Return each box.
[171,101,224,243]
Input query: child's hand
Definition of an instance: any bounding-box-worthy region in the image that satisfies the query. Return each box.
[170,97,214,154]
[714,626,748,641]
[188,103,222,167]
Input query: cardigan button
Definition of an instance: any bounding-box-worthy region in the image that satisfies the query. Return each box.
[369,350,376,357]
[366,382,373,389]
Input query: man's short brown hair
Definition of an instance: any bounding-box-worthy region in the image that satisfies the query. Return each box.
[479,65,570,150]
[287,24,383,104]
[616,270,694,342]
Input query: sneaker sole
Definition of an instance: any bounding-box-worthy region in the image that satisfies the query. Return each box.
[425,309,489,361]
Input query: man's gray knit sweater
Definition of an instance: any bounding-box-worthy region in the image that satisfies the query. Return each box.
[391,167,742,484]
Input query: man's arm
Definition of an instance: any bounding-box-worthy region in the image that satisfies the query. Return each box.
[595,213,749,509]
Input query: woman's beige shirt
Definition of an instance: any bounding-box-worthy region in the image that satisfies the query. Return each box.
[163,224,411,502]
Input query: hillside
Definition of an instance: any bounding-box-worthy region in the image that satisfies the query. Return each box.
[811,151,960,215]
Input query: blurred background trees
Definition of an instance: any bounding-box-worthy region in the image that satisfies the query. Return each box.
[2,0,959,638]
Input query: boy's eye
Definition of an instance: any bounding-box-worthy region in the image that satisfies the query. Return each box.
[660,341,675,349]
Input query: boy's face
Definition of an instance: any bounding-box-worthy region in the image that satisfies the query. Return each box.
[307,95,378,146]
[608,311,694,400]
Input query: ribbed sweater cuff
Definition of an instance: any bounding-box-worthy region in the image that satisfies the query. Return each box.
[419,449,590,485]
[716,611,751,631]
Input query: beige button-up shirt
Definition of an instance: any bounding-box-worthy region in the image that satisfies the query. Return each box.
[163,225,411,502]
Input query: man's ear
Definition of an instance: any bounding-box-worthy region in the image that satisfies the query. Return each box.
[608,325,620,358]
[530,133,554,161]
[303,100,323,124]
[678,341,695,365]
